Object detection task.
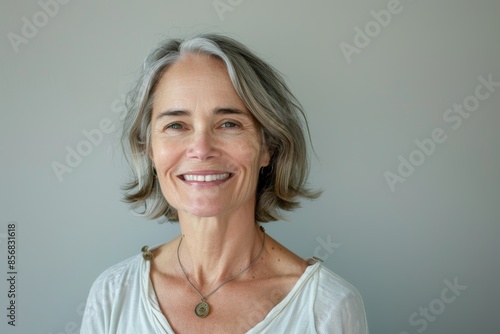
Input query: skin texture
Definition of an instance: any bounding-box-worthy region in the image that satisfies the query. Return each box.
[149,54,308,333]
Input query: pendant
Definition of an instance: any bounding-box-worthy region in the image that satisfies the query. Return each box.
[195,301,210,318]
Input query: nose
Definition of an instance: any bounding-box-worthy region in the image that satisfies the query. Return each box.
[186,128,220,161]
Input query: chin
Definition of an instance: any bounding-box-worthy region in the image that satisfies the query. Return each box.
[178,205,228,219]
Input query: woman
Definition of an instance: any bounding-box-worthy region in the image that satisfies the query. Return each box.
[81,33,368,333]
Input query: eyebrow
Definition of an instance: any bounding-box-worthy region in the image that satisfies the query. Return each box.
[155,107,247,120]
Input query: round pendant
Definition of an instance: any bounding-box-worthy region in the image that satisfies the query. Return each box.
[195,301,210,318]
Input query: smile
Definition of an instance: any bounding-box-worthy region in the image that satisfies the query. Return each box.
[182,173,231,182]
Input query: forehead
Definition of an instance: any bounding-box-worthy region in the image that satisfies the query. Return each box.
[151,53,258,126]
[150,53,264,131]
[153,53,239,104]
[165,53,227,78]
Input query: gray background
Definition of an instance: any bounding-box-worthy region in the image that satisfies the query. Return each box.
[1,0,499,333]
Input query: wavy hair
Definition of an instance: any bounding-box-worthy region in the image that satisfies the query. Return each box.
[121,33,319,222]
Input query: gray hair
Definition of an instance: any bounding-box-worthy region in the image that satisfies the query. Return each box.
[121,33,319,222]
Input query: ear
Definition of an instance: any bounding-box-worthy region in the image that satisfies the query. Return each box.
[260,143,271,168]
[258,127,271,167]
[148,145,154,163]
[148,148,157,175]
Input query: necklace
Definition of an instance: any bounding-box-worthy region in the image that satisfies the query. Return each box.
[176,225,266,318]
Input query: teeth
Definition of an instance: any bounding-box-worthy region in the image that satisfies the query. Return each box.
[183,173,230,182]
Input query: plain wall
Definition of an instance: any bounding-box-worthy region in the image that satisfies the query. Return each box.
[1,0,499,333]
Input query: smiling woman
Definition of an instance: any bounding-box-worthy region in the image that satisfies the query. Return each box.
[149,54,270,221]
[80,33,368,334]
[120,34,317,223]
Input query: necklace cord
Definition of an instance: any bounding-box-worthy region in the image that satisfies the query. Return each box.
[177,226,266,301]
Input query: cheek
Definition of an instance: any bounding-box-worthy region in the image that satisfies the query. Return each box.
[151,140,178,171]
[241,146,267,173]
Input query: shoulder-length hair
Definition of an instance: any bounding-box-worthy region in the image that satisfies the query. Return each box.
[122,33,319,222]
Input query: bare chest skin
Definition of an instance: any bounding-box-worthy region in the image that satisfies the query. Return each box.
[149,236,308,333]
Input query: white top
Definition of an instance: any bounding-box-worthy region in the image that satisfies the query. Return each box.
[81,250,369,334]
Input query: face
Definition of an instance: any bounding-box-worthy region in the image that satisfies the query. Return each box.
[150,54,270,220]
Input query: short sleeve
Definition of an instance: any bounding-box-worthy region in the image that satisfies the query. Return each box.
[80,257,138,334]
[80,269,116,334]
[314,267,369,334]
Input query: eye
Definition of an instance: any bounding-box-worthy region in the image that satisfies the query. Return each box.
[220,121,239,128]
[165,122,184,130]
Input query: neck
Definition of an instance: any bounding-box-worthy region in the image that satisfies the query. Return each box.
[177,212,265,290]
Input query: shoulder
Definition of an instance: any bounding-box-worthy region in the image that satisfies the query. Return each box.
[315,265,362,302]
[83,254,143,316]
[81,254,144,332]
[90,254,142,293]
[312,265,369,333]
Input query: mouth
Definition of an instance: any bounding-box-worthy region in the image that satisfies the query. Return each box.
[180,173,232,182]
